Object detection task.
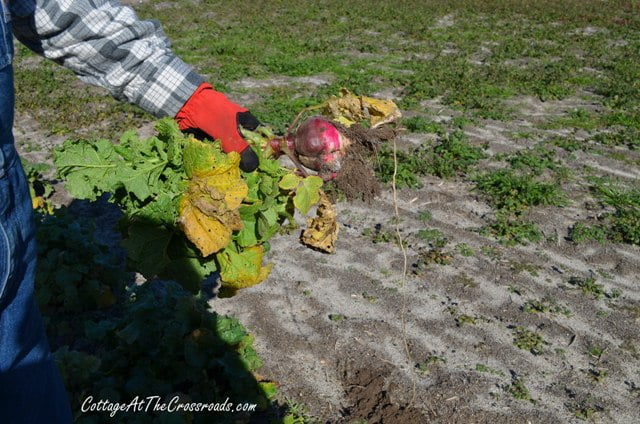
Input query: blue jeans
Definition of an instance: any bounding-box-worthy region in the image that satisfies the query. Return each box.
[0,65,72,421]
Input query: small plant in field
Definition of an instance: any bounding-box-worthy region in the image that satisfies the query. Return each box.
[417,210,433,221]
[588,346,606,360]
[422,249,454,265]
[454,273,478,288]
[375,143,429,188]
[507,376,535,403]
[590,179,640,245]
[568,276,605,299]
[329,313,346,322]
[415,355,445,374]
[282,400,318,424]
[568,222,608,244]
[456,314,477,327]
[481,215,542,246]
[522,299,572,317]
[508,261,540,276]
[474,169,567,213]
[475,363,505,377]
[502,145,562,176]
[362,224,394,244]
[592,127,640,150]
[376,130,485,185]
[589,368,609,383]
[549,135,583,152]
[513,326,546,355]
[417,228,448,247]
[547,107,600,131]
[574,406,598,420]
[571,394,605,422]
[455,243,475,256]
[508,285,524,296]
[428,130,487,178]
[403,116,445,134]
[480,245,502,259]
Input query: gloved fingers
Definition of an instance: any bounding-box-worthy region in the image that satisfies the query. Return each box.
[239,147,259,172]
[237,111,261,131]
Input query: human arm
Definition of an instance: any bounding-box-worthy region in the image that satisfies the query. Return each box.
[9,0,259,170]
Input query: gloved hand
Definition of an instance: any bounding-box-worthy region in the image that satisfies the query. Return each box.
[175,83,260,172]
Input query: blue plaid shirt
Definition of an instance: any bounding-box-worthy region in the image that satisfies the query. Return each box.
[6,0,203,117]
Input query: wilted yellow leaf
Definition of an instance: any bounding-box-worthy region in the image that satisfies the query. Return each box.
[178,151,248,256]
[301,191,339,253]
[361,96,402,127]
[321,88,401,128]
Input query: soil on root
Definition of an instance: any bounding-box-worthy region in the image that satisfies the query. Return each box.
[328,123,396,203]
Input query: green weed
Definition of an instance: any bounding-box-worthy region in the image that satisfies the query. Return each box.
[568,223,608,244]
[417,228,448,248]
[508,376,535,403]
[475,363,505,377]
[568,276,605,299]
[590,179,640,245]
[522,299,572,317]
[481,216,542,245]
[474,169,567,213]
[513,326,546,355]
[455,243,475,256]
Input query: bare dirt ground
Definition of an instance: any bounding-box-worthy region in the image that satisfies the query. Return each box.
[15,77,640,424]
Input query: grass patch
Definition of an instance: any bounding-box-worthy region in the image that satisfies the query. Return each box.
[512,326,547,355]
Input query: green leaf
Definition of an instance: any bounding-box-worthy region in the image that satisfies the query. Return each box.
[293,176,323,215]
[236,218,258,247]
[117,160,167,201]
[279,173,301,190]
[53,139,120,200]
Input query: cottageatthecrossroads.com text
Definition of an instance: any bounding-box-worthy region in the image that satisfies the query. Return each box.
[81,395,258,417]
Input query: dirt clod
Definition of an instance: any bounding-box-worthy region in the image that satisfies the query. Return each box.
[330,123,397,202]
[338,363,428,423]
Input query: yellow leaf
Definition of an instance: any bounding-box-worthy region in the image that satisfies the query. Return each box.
[321,88,401,128]
[361,96,402,127]
[301,191,339,253]
[178,151,248,257]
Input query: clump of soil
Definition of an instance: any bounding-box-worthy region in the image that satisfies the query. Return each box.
[338,362,428,423]
[329,122,397,202]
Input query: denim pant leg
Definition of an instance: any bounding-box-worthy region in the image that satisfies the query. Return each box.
[0,67,72,422]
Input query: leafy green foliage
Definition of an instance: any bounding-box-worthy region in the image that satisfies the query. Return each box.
[403,116,445,134]
[34,209,275,423]
[376,130,486,187]
[54,119,322,292]
[57,281,274,423]
[568,276,606,299]
[512,326,546,355]
[481,215,542,246]
[474,169,566,213]
[590,179,640,245]
[568,222,608,244]
[35,208,126,315]
[508,376,535,403]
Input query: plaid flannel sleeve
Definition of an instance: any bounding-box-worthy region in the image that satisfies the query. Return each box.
[9,0,203,117]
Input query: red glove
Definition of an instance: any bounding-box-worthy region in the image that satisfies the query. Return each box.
[176,83,260,172]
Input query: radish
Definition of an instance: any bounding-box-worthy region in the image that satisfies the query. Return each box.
[269,116,351,180]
